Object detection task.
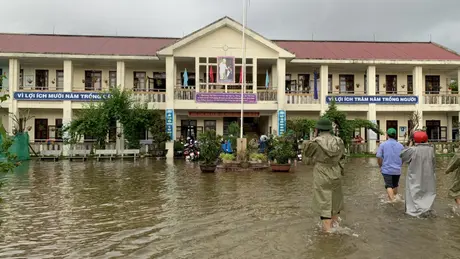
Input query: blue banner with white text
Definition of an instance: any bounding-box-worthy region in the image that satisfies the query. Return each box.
[326,95,418,104]
[13,91,110,101]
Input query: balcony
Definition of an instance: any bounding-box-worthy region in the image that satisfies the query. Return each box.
[286,92,319,104]
[423,91,459,105]
[19,85,64,91]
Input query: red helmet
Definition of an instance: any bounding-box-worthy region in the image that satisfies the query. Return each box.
[413,131,428,143]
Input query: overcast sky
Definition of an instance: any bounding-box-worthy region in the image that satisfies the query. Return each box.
[2,0,460,52]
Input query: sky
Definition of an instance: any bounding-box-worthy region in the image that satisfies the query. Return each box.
[2,0,460,52]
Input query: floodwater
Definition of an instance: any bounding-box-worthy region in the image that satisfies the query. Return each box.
[0,158,459,259]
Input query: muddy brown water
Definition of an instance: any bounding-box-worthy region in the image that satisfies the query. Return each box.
[0,158,459,259]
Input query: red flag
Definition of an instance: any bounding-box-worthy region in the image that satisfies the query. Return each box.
[209,66,214,83]
[239,66,243,84]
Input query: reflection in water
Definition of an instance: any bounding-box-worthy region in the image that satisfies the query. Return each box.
[0,158,459,258]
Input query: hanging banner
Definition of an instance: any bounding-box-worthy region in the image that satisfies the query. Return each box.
[216,56,235,84]
[278,110,286,136]
[165,109,174,140]
[326,95,418,104]
[13,91,110,101]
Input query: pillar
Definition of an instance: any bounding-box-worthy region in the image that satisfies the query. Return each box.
[413,66,423,129]
[276,59,286,136]
[195,57,200,93]
[366,66,377,153]
[7,59,19,135]
[116,61,125,153]
[320,65,329,114]
[62,60,73,156]
[165,56,175,158]
[271,63,277,89]
[252,58,258,93]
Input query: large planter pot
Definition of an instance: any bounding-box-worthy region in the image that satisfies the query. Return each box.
[270,164,291,172]
[200,164,217,173]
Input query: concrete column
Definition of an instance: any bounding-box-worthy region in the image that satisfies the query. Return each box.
[62,60,73,156]
[366,66,377,153]
[413,66,423,128]
[195,57,200,93]
[252,58,258,93]
[116,61,125,90]
[277,59,286,109]
[8,59,19,135]
[165,56,175,158]
[320,65,329,114]
[116,61,126,153]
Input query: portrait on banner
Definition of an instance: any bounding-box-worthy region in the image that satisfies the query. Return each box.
[216,56,235,84]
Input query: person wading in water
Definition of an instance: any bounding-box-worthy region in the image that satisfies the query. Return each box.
[445,149,460,212]
[303,118,346,232]
[401,131,436,216]
[376,128,404,202]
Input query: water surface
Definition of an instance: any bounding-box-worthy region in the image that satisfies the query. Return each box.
[0,158,459,258]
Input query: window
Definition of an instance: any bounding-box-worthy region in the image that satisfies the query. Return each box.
[56,70,64,90]
[285,74,292,93]
[180,72,196,88]
[385,75,397,94]
[425,75,440,94]
[35,70,49,90]
[55,119,63,140]
[407,75,413,94]
[34,119,48,141]
[19,69,23,88]
[328,74,332,94]
[109,71,117,89]
[339,75,354,93]
[364,74,380,94]
[84,70,102,90]
[150,72,166,92]
[134,71,146,90]
[204,120,217,132]
[298,74,310,93]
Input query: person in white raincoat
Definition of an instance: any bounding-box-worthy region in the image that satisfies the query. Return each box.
[400,131,436,216]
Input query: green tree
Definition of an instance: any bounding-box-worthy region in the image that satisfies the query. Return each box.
[0,73,21,204]
[287,118,316,139]
[449,80,458,94]
[322,99,383,147]
[63,88,168,149]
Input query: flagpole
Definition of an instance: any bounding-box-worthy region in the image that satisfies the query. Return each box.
[240,0,247,139]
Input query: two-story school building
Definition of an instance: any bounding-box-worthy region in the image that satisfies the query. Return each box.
[1,16,460,156]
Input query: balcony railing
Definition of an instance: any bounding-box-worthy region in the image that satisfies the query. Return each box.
[257,90,277,102]
[19,85,64,91]
[423,91,460,105]
[286,92,319,104]
[133,92,166,103]
[175,88,195,100]
[198,83,254,93]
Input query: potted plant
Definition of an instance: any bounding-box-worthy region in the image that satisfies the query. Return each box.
[198,130,222,173]
[268,133,296,172]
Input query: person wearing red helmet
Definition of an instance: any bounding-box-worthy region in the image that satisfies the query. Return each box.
[401,131,436,216]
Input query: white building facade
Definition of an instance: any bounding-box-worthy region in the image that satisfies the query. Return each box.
[1,17,460,157]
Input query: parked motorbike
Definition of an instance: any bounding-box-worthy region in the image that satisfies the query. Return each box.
[183,142,200,161]
[297,149,303,161]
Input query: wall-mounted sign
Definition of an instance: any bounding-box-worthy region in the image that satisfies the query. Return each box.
[13,91,110,101]
[188,112,260,117]
[165,109,174,140]
[326,95,418,104]
[278,110,286,136]
[195,93,257,104]
[217,56,235,84]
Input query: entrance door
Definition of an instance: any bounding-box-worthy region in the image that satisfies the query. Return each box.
[181,120,197,139]
[386,120,398,136]
[34,118,48,141]
[386,75,397,94]
[426,120,441,141]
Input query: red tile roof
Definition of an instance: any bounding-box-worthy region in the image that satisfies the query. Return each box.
[0,33,459,61]
[275,40,460,60]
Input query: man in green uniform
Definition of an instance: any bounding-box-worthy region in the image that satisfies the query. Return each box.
[445,152,460,210]
[303,118,346,232]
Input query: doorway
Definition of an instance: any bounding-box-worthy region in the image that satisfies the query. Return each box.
[426,120,441,141]
[386,120,398,137]
[181,120,198,139]
[34,118,48,141]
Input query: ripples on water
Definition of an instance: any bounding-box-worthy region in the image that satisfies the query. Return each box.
[0,158,459,258]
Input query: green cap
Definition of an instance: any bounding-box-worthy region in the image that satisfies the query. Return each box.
[315,118,332,131]
[387,128,397,136]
